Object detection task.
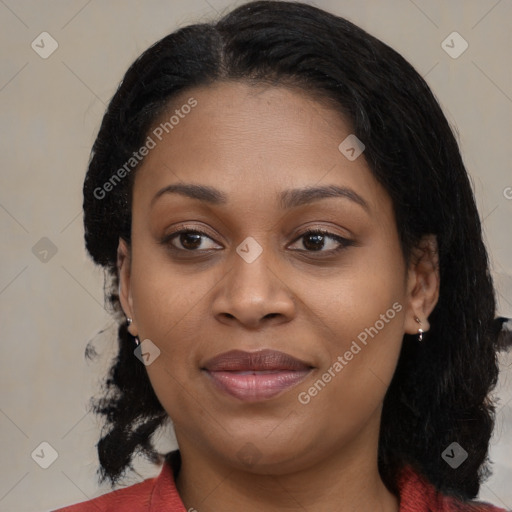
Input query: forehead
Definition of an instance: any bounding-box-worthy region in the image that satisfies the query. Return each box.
[133,81,389,216]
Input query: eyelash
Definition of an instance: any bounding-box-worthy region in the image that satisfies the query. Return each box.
[161,227,353,255]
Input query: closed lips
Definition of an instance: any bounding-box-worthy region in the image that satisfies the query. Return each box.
[202,349,313,372]
[202,349,314,402]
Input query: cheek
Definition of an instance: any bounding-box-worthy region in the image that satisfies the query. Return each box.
[129,237,201,334]
[128,247,195,372]
[128,251,207,422]
[292,293,405,449]
[317,249,405,345]
[308,245,407,394]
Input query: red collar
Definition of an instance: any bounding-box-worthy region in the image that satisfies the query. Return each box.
[56,452,508,511]
[149,455,507,512]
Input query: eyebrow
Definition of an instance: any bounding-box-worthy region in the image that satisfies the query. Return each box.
[152,183,369,212]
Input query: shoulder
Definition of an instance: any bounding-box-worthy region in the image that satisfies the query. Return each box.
[53,477,155,512]
[397,464,509,512]
[53,453,186,512]
[53,475,158,512]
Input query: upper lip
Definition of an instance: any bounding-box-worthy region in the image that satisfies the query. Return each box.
[202,349,313,372]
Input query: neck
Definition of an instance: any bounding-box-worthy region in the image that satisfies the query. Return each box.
[174,414,399,512]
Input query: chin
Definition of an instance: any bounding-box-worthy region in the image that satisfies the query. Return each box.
[211,431,320,475]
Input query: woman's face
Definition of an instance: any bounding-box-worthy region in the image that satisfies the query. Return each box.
[119,81,435,474]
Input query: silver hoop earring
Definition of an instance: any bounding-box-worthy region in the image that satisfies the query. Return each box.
[415,316,424,342]
[126,318,139,345]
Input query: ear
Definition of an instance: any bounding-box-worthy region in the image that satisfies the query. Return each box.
[404,234,440,336]
[117,237,137,336]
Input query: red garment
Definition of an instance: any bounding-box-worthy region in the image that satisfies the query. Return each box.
[54,452,509,512]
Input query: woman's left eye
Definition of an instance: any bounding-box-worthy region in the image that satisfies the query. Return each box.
[289,230,352,253]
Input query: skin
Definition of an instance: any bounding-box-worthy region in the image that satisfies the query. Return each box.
[118,81,439,512]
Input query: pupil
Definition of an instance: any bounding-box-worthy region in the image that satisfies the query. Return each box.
[181,233,202,249]
[304,233,324,251]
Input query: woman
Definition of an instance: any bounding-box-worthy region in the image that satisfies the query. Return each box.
[55,1,511,510]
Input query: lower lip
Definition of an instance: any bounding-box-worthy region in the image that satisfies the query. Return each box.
[204,369,312,402]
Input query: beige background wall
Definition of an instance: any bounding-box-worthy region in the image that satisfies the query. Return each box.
[1,1,511,511]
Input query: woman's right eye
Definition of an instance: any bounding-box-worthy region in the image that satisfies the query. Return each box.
[164,229,222,252]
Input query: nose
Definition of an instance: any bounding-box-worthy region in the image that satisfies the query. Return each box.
[211,245,296,330]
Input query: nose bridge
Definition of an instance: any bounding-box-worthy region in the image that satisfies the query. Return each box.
[212,236,295,326]
[230,238,278,305]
